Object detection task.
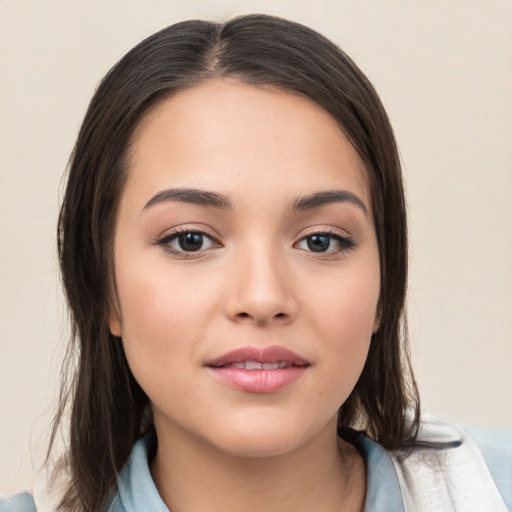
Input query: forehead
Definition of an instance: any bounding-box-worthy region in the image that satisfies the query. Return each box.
[124,79,370,210]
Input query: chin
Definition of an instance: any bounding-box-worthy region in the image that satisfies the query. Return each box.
[203,412,327,459]
[213,430,304,459]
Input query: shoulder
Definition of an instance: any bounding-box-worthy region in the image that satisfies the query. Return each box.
[462,424,512,509]
[1,462,70,512]
[0,493,36,512]
[391,415,512,511]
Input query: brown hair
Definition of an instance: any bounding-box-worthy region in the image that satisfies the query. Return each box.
[53,14,420,511]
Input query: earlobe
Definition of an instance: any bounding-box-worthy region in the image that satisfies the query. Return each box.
[372,304,381,334]
[109,308,122,337]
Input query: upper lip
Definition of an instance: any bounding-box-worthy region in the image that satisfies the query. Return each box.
[206,345,309,367]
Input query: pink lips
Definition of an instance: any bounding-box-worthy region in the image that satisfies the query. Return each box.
[206,346,309,393]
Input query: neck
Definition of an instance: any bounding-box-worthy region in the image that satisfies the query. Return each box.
[150,417,366,512]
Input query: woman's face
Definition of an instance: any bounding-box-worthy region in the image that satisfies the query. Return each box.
[110,80,380,457]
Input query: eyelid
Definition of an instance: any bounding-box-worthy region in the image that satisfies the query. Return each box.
[155,224,220,242]
[152,225,223,256]
[296,225,351,239]
[293,227,356,254]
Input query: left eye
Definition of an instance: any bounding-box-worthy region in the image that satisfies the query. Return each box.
[296,233,354,253]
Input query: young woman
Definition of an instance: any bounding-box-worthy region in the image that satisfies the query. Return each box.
[2,14,510,512]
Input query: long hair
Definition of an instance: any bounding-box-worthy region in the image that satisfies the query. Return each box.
[53,14,420,511]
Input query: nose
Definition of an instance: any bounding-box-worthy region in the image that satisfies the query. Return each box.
[224,245,298,326]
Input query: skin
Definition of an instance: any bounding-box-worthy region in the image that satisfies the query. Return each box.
[110,79,380,512]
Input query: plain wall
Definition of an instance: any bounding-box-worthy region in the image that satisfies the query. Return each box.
[1,0,511,495]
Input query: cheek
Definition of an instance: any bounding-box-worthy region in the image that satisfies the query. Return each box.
[306,255,380,335]
[117,248,216,330]
[303,259,380,392]
[114,258,218,391]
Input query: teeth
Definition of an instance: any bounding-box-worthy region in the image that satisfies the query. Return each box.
[222,361,292,370]
[245,361,263,370]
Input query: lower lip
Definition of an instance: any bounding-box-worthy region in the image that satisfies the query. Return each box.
[207,366,308,393]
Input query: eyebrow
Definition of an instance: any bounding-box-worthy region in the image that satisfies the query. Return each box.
[141,187,368,215]
[290,190,368,215]
[142,188,232,212]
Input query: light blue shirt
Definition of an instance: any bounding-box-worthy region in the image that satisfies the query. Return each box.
[2,425,511,511]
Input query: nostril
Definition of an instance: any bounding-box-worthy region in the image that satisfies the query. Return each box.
[236,311,286,320]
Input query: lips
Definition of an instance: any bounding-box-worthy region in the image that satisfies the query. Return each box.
[207,346,309,368]
[220,361,292,369]
[206,346,309,393]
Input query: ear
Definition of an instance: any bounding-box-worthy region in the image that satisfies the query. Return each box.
[109,304,122,337]
[372,303,382,334]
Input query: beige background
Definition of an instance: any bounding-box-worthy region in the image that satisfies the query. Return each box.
[1,0,511,495]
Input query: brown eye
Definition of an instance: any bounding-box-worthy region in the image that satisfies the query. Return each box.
[156,230,220,254]
[176,232,205,252]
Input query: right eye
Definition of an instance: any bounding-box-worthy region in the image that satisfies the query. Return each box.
[155,229,220,255]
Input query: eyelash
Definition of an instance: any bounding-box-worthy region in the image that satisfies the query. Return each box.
[153,228,356,258]
[152,227,222,258]
[294,229,356,256]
